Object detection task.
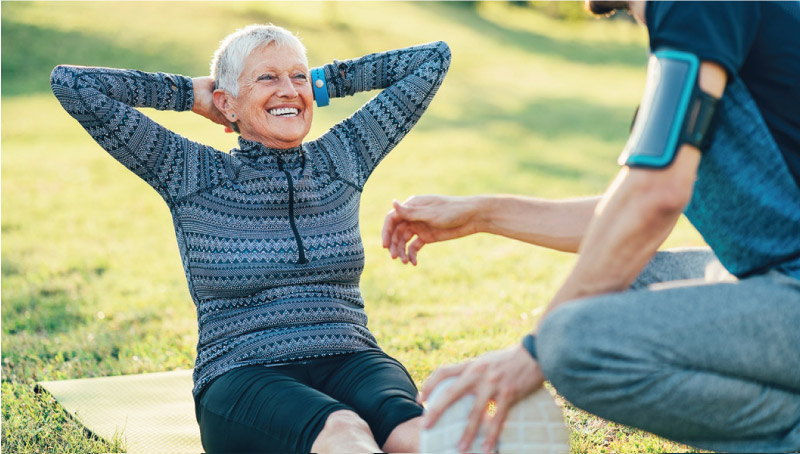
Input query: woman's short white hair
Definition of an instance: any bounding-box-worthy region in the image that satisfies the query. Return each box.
[211,24,307,97]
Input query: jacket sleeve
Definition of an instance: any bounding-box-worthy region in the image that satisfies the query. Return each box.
[313,41,451,188]
[50,65,231,203]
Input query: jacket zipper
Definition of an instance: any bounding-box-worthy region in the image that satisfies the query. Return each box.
[277,159,308,264]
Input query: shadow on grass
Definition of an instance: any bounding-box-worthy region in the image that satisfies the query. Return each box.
[1,19,203,97]
[417,2,646,68]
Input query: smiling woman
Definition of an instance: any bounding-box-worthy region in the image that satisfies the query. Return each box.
[50,23,450,453]
[208,25,315,147]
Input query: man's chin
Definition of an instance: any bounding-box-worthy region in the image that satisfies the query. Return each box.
[586,0,629,16]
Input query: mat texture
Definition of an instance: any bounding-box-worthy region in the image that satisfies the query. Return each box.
[37,369,203,453]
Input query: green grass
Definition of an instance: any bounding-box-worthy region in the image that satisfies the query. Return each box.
[2,2,707,452]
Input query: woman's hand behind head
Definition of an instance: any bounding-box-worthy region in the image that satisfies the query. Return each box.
[192,77,230,128]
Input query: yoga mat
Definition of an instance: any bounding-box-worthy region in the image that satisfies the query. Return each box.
[36,369,203,453]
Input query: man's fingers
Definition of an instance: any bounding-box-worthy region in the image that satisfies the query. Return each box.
[399,227,415,263]
[482,394,512,453]
[419,363,468,403]
[408,236,426,266]
[457,386,493,453]
[394,198,428,223]
[382,205,401,248]
[391,222,409,260]
[422,372,476,430]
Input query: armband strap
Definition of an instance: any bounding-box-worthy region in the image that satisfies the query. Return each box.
[310,68,330,107]
[619,50,719,169]
[521,334,538,361]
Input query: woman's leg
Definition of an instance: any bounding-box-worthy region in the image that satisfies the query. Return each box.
[195,364,379,453]
[312,350,425,452]
[537,271,800,453]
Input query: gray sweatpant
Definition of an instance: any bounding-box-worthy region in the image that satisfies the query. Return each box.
[537,247,800,453]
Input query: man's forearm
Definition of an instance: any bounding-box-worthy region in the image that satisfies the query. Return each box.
[474,195,599,253]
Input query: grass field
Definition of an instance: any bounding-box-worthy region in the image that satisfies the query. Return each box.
[2,2,707,452]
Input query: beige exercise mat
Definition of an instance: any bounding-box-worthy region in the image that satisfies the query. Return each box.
[36,369,203,453]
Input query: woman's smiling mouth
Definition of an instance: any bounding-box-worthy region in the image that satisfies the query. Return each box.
[268,107,299,117]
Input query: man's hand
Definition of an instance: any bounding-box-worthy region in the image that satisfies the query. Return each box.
[382,195,482,265]
[191,77,229,128]
[419,345,545,453]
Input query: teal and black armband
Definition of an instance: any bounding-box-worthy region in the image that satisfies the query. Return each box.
[310,67,329,107]
[619,50,720,169]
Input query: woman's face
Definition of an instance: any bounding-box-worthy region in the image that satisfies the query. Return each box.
[231,44,313,149]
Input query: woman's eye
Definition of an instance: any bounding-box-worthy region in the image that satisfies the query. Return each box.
[257,74,274,82]
[294,73,308,80]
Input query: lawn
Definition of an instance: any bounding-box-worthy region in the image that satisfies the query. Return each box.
[2,2,707,452]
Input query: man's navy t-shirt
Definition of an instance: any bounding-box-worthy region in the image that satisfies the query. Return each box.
[646,1,800,186]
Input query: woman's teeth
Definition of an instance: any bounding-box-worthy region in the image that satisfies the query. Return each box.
[268,107,299,117]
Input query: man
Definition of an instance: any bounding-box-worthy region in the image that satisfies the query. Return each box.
[382,2,800,452]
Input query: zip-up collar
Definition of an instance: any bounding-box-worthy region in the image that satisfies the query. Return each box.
[232,137,304,169]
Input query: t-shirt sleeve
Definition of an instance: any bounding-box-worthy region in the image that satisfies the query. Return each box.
[645,1,760,77]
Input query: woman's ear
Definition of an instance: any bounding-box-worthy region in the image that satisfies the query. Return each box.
[213,89,240,133]
[213,90,237,122]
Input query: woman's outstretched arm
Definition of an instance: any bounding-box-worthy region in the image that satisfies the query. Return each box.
[313,41,451,188]
[51,66,228,203]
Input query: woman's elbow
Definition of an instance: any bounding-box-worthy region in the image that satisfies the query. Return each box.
[50,65,76,95]
[431,41,452,70]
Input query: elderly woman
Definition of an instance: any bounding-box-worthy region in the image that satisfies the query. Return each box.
[51,24,450,452]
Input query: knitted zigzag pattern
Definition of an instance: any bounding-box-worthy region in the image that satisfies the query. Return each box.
[51,41,451,396]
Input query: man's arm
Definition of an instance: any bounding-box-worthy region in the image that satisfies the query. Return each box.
[542,60,727,314]
[418,61,728,454]
[383,195,599,264]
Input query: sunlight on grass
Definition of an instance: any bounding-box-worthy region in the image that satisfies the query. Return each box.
[2,2,706,453]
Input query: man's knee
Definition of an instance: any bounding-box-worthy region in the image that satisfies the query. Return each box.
[537,299,619,410]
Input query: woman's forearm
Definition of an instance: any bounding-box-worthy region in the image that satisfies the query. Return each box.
[51,66,194,113]
[319,41,451,101]
[50,65,221,202]
[313,42,451,189]
[475,195,599,253]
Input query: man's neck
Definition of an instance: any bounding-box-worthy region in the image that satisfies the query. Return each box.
[628,1,646,25]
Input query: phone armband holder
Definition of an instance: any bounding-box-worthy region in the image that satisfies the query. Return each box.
[619,50,719,169]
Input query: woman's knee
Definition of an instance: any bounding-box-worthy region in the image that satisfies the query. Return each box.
[322,410,373,437]
[312,409,379,452]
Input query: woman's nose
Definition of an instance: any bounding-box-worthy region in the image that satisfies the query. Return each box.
[276,76,298,98]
